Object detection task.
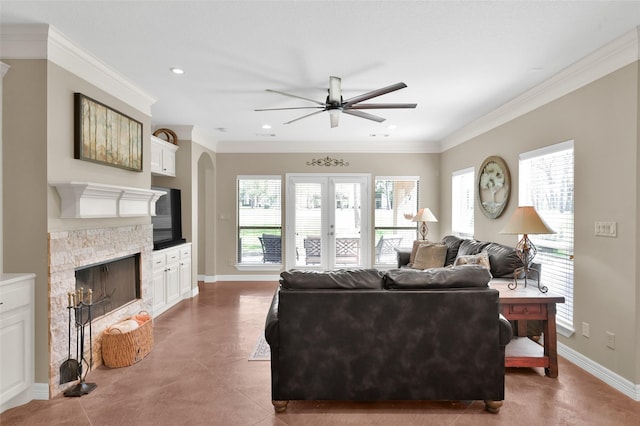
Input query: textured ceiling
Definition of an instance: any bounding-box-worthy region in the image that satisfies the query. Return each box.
[2,1,640,152]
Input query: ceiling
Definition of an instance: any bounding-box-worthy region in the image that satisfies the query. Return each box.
[2,1,640,152]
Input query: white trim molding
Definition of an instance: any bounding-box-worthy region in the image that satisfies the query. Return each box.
[559,343,640,401]
[1,24,156,115]
[441,26,640,152]
[51,182,165,218]
[207,275,280,282]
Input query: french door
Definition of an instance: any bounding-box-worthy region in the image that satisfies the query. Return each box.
[286,174,370,269]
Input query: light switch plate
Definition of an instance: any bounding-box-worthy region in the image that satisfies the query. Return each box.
[594,221,617,237]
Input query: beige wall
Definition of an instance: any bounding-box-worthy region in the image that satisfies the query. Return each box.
[441,63,639,383]
[47,62,151,231]
[214,152,440,275]
[3,59,152,384]
[3,59,49,382]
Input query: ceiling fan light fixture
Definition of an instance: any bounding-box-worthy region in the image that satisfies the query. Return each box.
[256,76,416,128]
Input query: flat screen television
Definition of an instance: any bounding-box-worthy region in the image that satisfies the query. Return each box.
[152,185,186,250]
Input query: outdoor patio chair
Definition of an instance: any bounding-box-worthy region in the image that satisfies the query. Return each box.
[259,234,282,263]
[375,235,403,263]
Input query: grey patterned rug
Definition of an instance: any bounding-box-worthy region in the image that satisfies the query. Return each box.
[249,333,270,361]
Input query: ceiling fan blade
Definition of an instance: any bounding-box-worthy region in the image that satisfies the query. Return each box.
[265,89,325,106]
[283,110,326,125]
[348,103,417,110]
[343,82,408,107]
[342,109,386,123]
[328,76,342,104]
[255,106,324,111]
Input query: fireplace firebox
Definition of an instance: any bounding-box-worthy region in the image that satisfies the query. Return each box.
[74,254,141,319]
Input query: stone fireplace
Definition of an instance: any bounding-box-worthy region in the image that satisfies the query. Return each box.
[48,225,153,397]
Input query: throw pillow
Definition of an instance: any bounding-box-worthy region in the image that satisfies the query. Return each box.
[411,244,447,270]
[453,251,491,270]
[409,240,432,265]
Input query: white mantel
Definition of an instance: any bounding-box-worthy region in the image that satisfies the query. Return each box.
[51,182,165,218]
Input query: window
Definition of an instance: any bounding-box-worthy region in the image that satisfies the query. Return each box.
[519,141,574,334]
[452,167,474,239]
[237,177,282,265]
[374,177,419,264]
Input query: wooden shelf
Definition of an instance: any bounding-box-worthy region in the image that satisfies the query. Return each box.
[505,336,549,369]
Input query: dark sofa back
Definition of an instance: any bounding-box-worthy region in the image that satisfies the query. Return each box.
[273,286,505,401]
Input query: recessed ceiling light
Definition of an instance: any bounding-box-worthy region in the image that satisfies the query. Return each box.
[386,124,397,130]
[170,67,185,75]
[262,124,272,129]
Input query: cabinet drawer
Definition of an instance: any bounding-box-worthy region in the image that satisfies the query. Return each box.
[153,255,166,270]
[165,249,180,264]
[180,247,191,259]
[508,304,544,316]
[0,284,31,313]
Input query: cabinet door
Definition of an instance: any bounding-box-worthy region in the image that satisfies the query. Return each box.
[152,268,166,314]
[179,258,192,296]
[162,148,176,177]
[165,265,180,305]
[150,140,163,174]
[0,309,31,404]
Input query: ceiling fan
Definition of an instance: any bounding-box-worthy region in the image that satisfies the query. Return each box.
[255,76,417,128]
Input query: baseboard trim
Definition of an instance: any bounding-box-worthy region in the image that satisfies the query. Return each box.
[558,343,639,401]
[32,383,49,400]
[198,274,279,283]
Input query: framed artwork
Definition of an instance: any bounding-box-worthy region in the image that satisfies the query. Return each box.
[477,156,510,219]
[74,93,143,172]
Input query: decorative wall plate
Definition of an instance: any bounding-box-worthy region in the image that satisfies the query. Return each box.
[477,156,510,219]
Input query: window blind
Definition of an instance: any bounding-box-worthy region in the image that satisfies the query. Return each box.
[237,177,282,264]
[519,141,574,327]
[452,167,475,239]
[374,177,419,262]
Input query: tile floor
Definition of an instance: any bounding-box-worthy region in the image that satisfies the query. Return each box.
[2,281,639,425]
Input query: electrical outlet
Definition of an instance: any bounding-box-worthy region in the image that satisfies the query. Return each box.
[582,322,590,338]
[606,331,615,349]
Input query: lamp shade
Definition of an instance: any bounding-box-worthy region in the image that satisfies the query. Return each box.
[500,206,555,235]
[412,208,438,223]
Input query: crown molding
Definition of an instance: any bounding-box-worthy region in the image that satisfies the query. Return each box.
[440,26,640,152]
[1,24,156,116]
[157,125,219,152]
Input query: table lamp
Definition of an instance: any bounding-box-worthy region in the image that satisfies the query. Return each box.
[412,208,438,240]
[500,206,555,292]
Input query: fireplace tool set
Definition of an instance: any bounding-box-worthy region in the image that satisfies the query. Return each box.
[60,287,97,397]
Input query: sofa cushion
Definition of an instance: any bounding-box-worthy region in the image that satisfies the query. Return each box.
[441,235,464,266]
[483,242,525,278]
[453,251,491,269]
[280,269,384,290]
[457,239,491,256]
[411,244,447,270]
[384,265,492,289]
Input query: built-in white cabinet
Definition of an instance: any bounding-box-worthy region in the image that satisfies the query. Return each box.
[150,135,178,177]
[178,245,192,297]
[0,273,35,413]
[152,243,192,317]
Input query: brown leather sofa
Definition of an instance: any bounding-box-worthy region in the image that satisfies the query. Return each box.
[264,266,513,414]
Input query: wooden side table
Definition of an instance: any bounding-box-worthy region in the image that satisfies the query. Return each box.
[491,280,565,378]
